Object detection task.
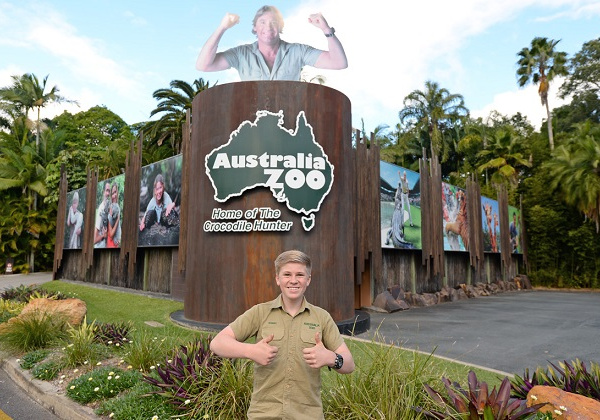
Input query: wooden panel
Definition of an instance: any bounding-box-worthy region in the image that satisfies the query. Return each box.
[83,169,97,271]
[53,165,68,277]
[467,175,484,275]
[121,138,142,276]
[498,185,511,277]
[185,81,354,323]
[145,249,172,294]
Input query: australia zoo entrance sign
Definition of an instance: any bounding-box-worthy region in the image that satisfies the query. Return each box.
[204,110,334,232]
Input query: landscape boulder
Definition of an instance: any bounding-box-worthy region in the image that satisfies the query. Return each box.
[373,291,405,312]
[527,385,600,419]
[16,298,87,326]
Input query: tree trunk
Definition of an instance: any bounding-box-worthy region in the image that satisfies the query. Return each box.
[545,100,554,151]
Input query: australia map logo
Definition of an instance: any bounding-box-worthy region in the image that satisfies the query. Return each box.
[205,110,334,231]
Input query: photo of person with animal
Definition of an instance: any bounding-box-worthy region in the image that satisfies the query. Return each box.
[106,180,123,248]
[442,183,469,251]
[508,205,521,254]
[138,155,182,247]
[94,176,124,249]
[379,162,421,249]
[481,197,501,253]
[94,180,112,249]
[65,189,85,250]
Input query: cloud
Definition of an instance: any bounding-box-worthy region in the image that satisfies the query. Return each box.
[472,80,568,129]
[0,2,150,123]
[281,0,583,132]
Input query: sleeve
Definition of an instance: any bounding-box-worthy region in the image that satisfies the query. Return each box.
[221,45,242,69]
[229,305,261,342]
[163,192,173,206]
[321,311,343,352]
[300,43,323,67]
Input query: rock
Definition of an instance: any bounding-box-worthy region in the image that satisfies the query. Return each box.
[451,287,469,301]
[488,283,499,294]
[437,287,451,303]
[421,293,438,306]
[388,285,404,300]
[516,274,532,289]
[527,385,600,419]
[17,298,87,326]
[461,284,479,298]
[394,299,410,310]
[373,291,404,312]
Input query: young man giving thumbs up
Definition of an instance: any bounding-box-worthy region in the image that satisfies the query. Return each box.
[210,250,355,419]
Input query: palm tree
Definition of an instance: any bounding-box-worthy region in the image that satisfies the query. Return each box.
[144,78,214,156]
[516,37,568,151]
[398,80,468,161]
[545,121,600,230]
[476,126,531,188]
[0,74,73,152]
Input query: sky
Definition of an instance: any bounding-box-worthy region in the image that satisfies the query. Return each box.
[1,0,599,135]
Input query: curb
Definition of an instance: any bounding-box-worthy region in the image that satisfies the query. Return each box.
[0,356,98,419]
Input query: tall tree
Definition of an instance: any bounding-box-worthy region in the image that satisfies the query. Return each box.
[559,37,600,99]
[398,80,468,162]
[0,74,72,152]
[545,121,600,231]
[516,37,568,151]
[144,78,214,157]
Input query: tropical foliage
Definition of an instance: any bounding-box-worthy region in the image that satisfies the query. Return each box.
[1,37,600,288]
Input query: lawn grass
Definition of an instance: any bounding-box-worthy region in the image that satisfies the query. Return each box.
[40,280,200,343]
[42,280,504,386]
[35,280,508,417]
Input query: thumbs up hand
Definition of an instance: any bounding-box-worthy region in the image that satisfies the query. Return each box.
[302,332,334,369]
[252,334,278,366]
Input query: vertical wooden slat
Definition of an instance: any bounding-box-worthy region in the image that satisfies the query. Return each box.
[53,165,68,278]
[83,168,98,271]
[466,174,484,275]
[178,110,191,272]
[121,137,142,277]
[498,185,511,276]
[419,151,444,290]
[520,195,528,271]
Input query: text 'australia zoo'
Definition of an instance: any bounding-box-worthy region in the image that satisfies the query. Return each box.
[211,152,328,191]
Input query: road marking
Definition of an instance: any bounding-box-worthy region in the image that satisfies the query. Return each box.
[0,409,12,419]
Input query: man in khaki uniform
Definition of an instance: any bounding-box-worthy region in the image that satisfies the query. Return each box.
[210,250,355,419]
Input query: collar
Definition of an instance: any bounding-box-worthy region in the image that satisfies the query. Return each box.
[271,294,309,315]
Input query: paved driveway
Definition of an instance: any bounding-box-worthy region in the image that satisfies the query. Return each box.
[357,290,600,375]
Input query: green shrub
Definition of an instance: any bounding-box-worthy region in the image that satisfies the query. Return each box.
[19,349,51,369]
[0,298,26,323]
[323,340,438,419]
[415,371,542,419]
[143,338,251,418]
[66,366,142,404]
[94,321,132,347]
[0,310,68,353]
[123,330,174,372]
[0,284,70,303]
[511,359,600,401]
[96,380,180,420]
[62,318,108,367]
[32,360,63,381]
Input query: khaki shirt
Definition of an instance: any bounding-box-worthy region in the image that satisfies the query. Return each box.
[230,295,344,420]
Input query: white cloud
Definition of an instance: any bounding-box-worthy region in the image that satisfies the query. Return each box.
[472,81,568,129]
[281,0,584,132]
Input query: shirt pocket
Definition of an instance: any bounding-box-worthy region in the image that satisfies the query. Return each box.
[261,324,284,345]
[300,324,322,349]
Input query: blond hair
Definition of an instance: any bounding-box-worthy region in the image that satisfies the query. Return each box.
[252,5,284,35]
[274,250,311,275]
